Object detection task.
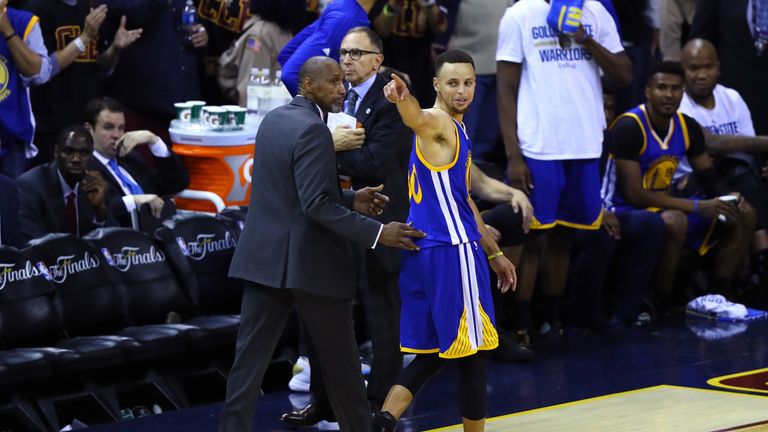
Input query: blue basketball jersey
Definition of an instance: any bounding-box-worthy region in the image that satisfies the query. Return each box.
[602,104,691,211]
[0,9,37,149]
[406,118,481,248]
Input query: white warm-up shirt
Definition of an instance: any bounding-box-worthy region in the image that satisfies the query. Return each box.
[496,0,624,160]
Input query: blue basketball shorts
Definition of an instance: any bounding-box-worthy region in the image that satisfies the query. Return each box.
[399,241,499,359]
[524,157,603,230]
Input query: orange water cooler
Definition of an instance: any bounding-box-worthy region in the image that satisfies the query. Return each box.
[170,127,257,212]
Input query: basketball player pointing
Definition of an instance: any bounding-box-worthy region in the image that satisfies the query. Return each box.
[373,50,516,432]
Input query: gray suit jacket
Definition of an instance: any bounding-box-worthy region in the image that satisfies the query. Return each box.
[228,96,382,299]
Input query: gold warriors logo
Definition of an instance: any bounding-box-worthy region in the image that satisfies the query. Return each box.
[409,164,422,204]
[643,156,678,192]
[0,54,10,102]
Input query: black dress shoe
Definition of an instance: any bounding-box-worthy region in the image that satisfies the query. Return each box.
[372,411,397,432]
[495,330,534,363]
[281,403,336,426]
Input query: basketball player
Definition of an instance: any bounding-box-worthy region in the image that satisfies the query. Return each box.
[372,50,516,432]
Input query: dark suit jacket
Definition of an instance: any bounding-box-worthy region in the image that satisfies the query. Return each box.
[229,96,382,300]
[16,161,118,244]
[0,173,20,247]
[336,74,412,272]
[87,149,189,227]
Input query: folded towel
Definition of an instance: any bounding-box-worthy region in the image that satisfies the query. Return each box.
[546,0,585,34]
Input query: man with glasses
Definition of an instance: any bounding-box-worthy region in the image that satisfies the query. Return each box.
[278,0,378,96]
[281,26,413,427]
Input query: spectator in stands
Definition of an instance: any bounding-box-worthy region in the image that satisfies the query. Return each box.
[17,124,116,243]
[97,0,208,142]
[446,0,507,166]
[218,0,302,106]
[0,0,55,177]
[278,0,377,96]
[22,1,142,166]
[691,0,768,135]
[370,0,450,107]
[603,62,756,305]
[83,97,189,228]
[612,0,661,114]
[281,28,413,426]
[497,0,631,347]
[659,0,698,61]
[677,38,768,287]
[0,173,20,247]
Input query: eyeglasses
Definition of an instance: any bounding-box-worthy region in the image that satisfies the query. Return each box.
[338,48,380,60]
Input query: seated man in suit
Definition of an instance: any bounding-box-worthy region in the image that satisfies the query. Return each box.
[84,97,190,227]
[17,125,117,243]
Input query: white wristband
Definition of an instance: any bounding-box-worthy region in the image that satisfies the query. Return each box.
[73,36,86,53]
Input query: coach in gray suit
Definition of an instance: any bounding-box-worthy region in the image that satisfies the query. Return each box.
[220,56,425,432]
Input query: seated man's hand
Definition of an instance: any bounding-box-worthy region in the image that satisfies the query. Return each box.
[332,125,365,152]
[484,224,502,243]
[116,130,158,156]
[81,170,109,209]
[378,222,426,251]
[698,196,739,221]
[353,184,389,216]
[509,188,533,233]
[132,194,165,219]
[602,211,621,240]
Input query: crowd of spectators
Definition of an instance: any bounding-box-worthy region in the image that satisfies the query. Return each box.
[2,0,768,420]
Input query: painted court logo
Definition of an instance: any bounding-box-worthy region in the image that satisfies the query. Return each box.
[0,261,42,291]
[0,55,10,102]
[100,246,166,272]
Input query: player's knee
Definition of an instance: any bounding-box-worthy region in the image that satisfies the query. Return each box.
[737,201,757,232]
[661,210,688,242]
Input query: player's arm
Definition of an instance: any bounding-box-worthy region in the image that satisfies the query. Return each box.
[468,197,516,292]
[470,167,532,231]
[383,73,444,139]
[497,61,532,193]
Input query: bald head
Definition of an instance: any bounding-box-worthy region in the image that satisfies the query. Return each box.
[297,56,346,114]
[680,38,720,103]
[681,39,718,65]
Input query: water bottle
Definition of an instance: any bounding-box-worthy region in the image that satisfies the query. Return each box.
[181,0,197,44]
[273,70,292,107]
[256,68,273,119]
[246,68,261,126]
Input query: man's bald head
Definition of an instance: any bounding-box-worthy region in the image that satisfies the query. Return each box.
[297,56,346,114]
[681,38,718,65]
[680,38,720,103]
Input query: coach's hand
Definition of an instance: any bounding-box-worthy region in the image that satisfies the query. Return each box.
[379,222,426,251]
[354,184,389,216]
[490,255,516,293]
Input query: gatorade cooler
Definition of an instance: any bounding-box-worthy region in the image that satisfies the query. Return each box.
[170,127,257,212]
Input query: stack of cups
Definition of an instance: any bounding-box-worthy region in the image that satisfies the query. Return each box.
[173,101,247,131]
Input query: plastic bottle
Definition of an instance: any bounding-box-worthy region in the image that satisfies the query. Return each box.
[181,0,197,44]
[273,70,292,107]
[256,68,273,120]
[246,68,262,126]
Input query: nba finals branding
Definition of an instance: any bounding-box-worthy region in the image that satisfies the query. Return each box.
[0,261,42,291]
[101,246,166,273]
[178,232,237,261]
[42,252,100,284]
[0,54,10,102]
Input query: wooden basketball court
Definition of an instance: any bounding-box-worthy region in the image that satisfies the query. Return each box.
[427,385,768,432]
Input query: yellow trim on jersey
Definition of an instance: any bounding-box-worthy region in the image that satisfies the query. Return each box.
[443,309,471,358]
[640,105,675,150]
[414,122,461,172]
[400,347,440,354]
[23,16,39,41]
[530,214,557,230]
[478,304,499,350]
[678,112,691,151]
[612,112,647,156]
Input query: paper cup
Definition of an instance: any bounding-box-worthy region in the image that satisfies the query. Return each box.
[224,106,247,129]
[187,100,206,122]
[203,107,227,129]
[174,102,193,122]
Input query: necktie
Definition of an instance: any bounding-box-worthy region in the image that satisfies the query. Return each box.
[66,192,78,235]
[108,159,144,195]
[345,89,359,117]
